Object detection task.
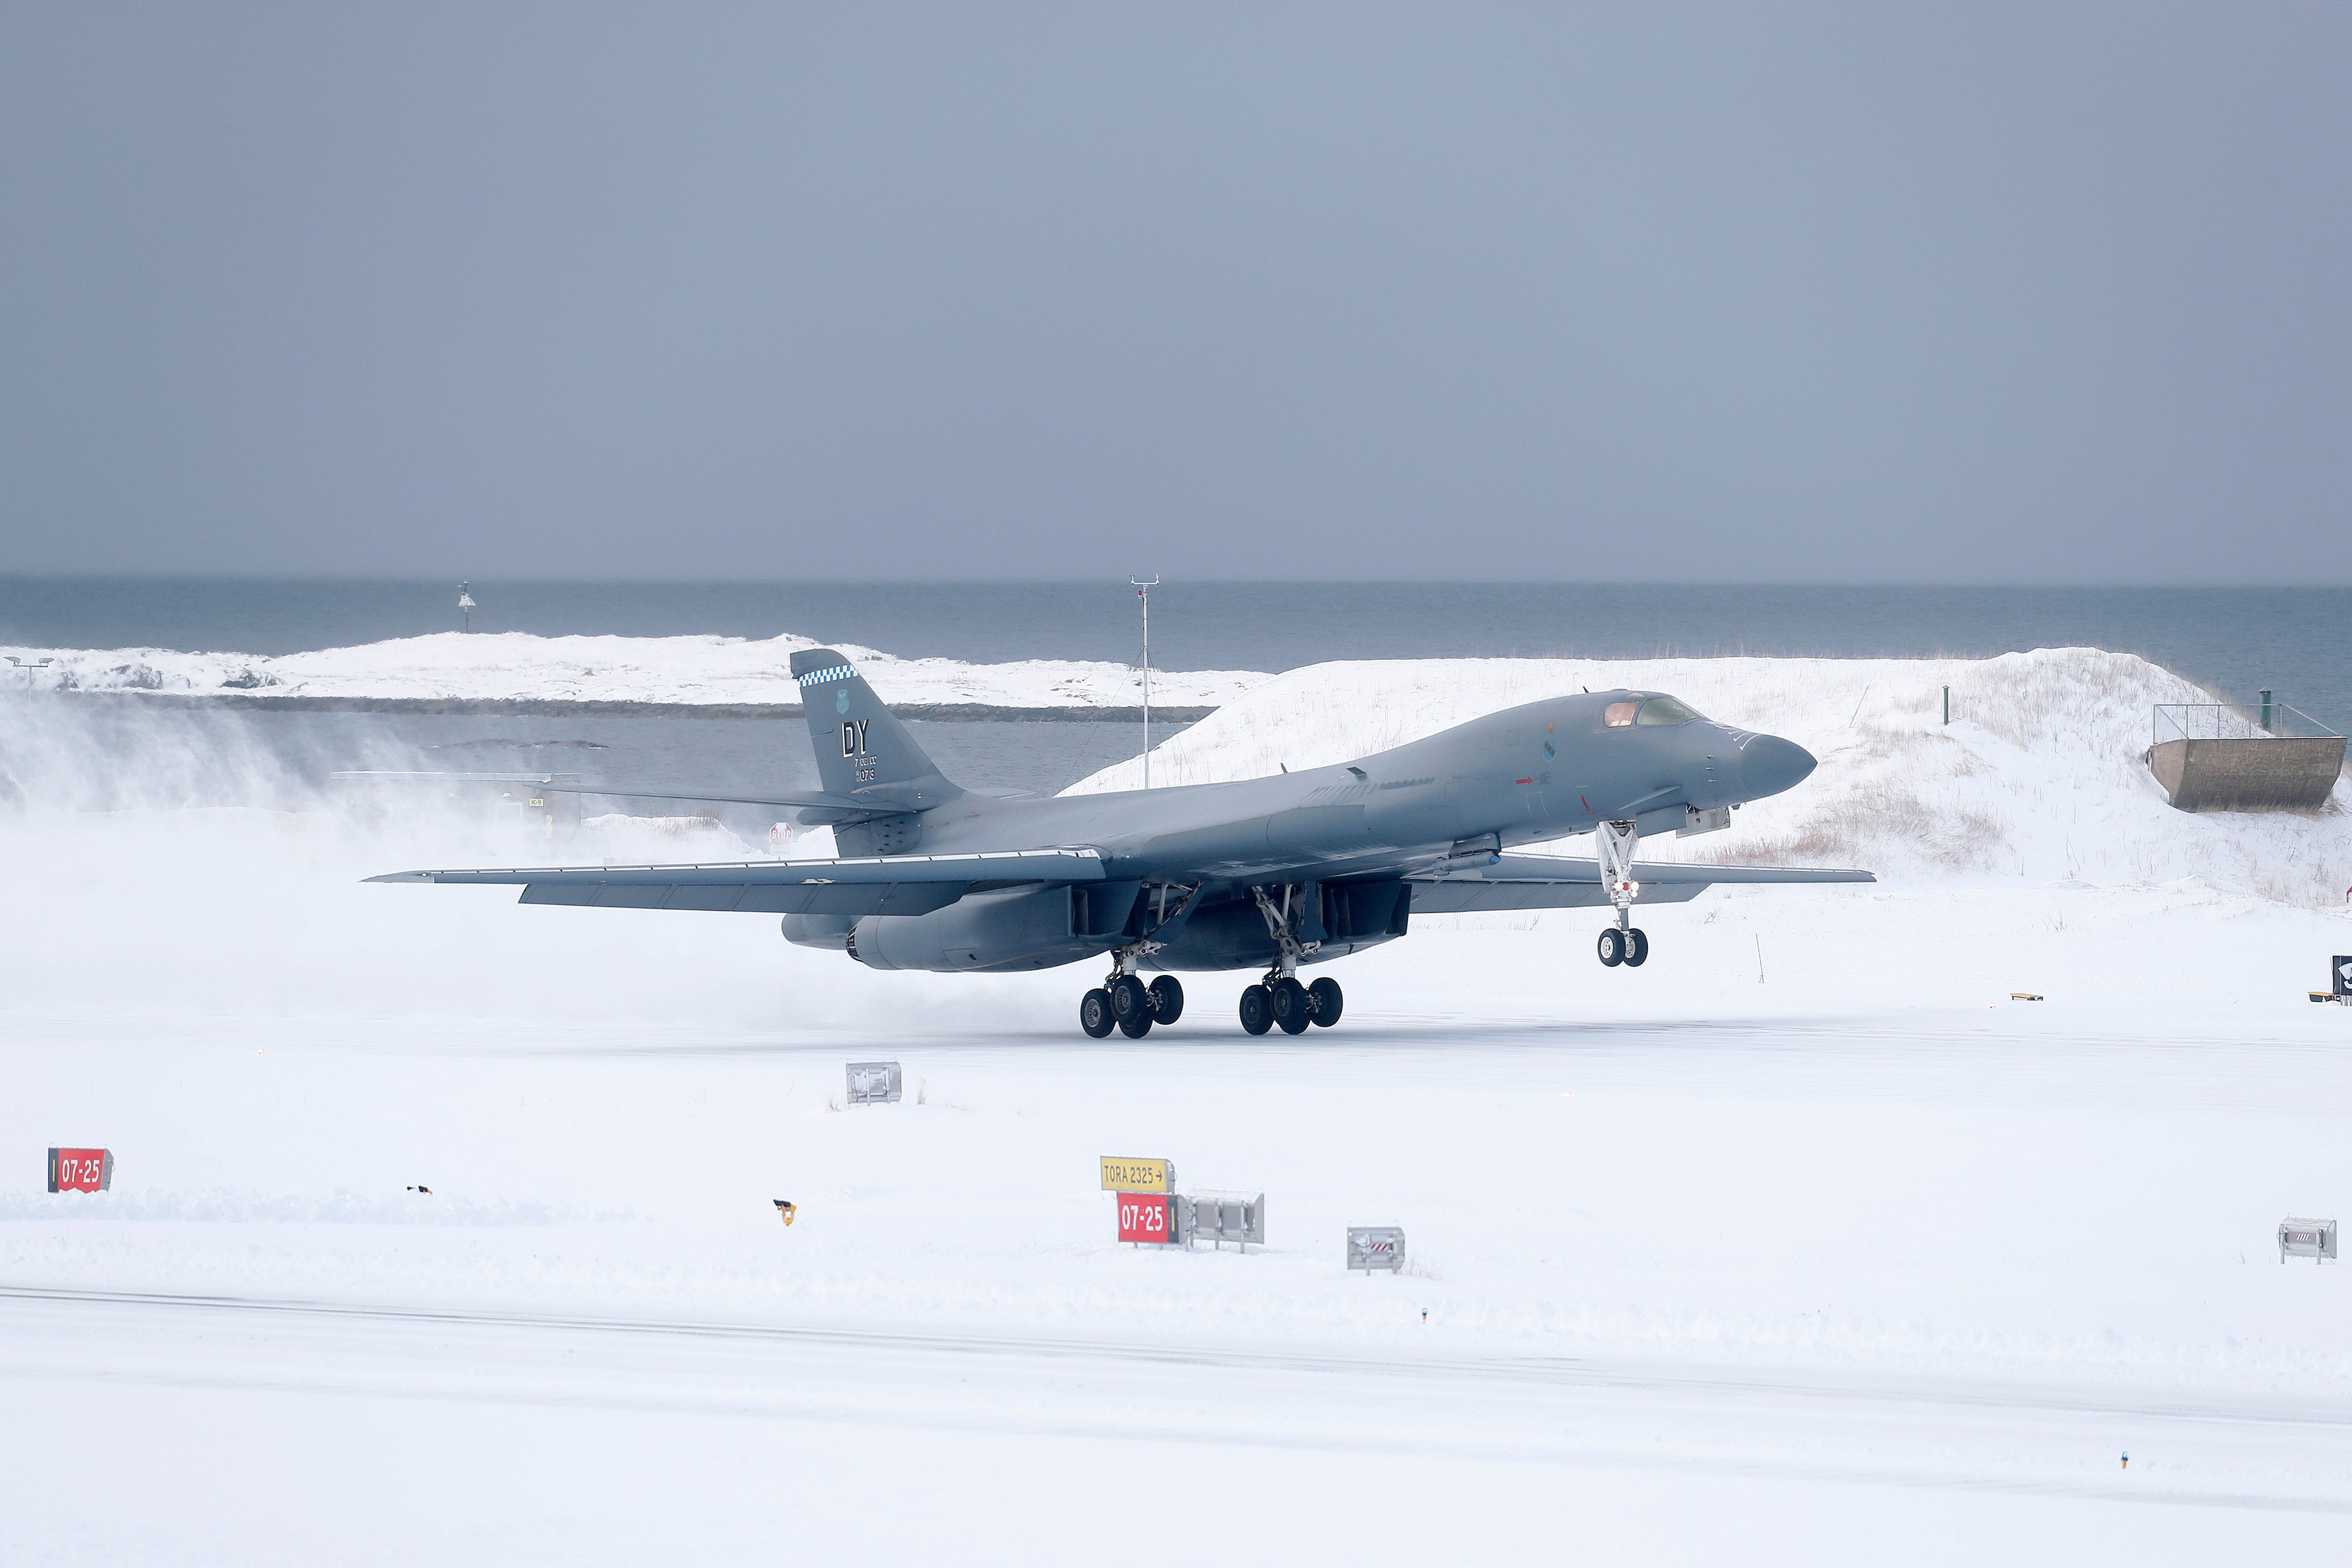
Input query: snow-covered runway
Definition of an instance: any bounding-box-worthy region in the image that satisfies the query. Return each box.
[9,1271,2349,1565]
[9,965,2352,1563]
[5,648,2349,1562]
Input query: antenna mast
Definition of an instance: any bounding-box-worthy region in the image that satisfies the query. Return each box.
[1131,575,1159,788]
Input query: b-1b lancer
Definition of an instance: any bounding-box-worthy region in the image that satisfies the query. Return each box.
[371,649,1870,1036]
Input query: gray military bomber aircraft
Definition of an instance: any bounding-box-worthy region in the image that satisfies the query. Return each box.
[372,648,1870,1036]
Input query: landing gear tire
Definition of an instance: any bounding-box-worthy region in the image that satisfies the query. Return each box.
[1270,977,1312,1035]
[1117,1009,1154,1039]
[1080,988,1115,1037]
[1109,974,1152,1024]
[1597,928,1626,967]
[1307,977,1344,1027]
[1624,928,1649,967]
[1148,975,1185,1024]
[1239,984,1273,1036]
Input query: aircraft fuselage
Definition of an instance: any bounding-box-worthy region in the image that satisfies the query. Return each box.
[810,688,1815,974]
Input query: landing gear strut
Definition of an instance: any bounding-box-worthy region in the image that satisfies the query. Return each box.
[1239,884,1347,1034]
[1594,818,1649,969]
[1077,886,1201,1039]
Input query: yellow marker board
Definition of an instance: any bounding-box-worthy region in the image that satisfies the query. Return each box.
[1100,1156,1172,1194]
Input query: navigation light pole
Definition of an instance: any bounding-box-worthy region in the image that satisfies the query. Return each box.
[1131,575,1159,788]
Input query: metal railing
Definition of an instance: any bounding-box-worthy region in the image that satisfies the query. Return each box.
[2154,702,2341,745]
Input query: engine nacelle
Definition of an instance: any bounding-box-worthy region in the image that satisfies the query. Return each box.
[780,913,856,951]
[845,884,1121,973]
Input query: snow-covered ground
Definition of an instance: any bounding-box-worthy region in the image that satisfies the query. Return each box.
[0,630,1267,710]
[5,651,2351,1563]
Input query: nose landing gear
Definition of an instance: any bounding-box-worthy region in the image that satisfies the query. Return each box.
[1593,818,1650,969]
[1596,926,1649,967]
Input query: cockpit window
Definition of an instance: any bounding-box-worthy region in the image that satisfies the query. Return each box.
[1635,695,1704,726]
[1603,700,1641,727]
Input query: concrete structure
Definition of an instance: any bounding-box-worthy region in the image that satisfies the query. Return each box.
[2149,704,2345,813]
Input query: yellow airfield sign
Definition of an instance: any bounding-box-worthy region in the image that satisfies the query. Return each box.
[1099,1156,1172,1194]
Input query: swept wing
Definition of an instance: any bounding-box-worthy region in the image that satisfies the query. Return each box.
[1407,853,1873,913]
[367,847,1106,916]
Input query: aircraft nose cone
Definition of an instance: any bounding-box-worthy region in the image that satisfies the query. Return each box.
[1738,733,1816,800]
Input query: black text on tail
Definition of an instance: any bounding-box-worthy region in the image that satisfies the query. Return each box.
[789,648,962,811]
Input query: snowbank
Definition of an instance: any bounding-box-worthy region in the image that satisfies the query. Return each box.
[0,631,1268,710]
[1068,648,2352,907]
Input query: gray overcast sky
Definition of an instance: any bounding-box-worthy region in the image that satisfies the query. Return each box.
[1,4,2345,583]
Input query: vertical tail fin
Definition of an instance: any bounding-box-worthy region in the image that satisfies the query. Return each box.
[791,649,962,808]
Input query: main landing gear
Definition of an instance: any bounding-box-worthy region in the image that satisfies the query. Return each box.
[1077,885,1204,1039]
[1593,816,1649,969]
[1239,974,1343,1036]
[1080,969,1184,1039]
[1078,881,1355,1038]
[1237,884,1346,1035]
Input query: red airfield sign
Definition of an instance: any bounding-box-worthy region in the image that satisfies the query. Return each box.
[1116,1192,1170,1244]
[48,1148,113,1193]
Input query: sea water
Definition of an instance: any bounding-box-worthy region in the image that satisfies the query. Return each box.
[2,579,2345,715]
